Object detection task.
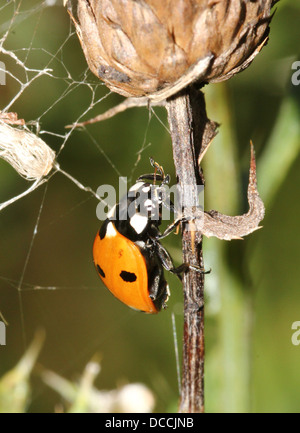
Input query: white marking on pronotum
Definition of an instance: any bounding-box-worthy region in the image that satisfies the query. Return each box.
[130,213,148,234]
[142,186,151,193]
[106,221,118,238]
[129,182,144,192]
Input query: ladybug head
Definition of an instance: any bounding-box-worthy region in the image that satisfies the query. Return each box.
[112,160,172,240]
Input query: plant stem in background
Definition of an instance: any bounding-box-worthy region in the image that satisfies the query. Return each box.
[204,83,250,412]
[257,96,300,207]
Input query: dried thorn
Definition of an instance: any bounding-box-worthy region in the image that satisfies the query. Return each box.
[198,128,219,165]
[65,97,165,128]
[201,142,265,240]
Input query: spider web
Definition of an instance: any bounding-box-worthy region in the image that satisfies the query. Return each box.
[0,0,181,412]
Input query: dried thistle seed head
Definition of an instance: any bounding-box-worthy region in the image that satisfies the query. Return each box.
[68,0,276,101]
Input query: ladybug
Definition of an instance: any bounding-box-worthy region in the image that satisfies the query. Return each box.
[93,160,196,314]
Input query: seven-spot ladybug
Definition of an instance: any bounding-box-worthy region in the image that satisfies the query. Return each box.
[93,160,197,314]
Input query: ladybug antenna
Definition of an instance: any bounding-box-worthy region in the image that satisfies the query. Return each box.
[149,157,165,184]
[136,159,169,184]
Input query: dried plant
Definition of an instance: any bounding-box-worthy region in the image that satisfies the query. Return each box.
[67,0,278,413]
[69,0,275,101]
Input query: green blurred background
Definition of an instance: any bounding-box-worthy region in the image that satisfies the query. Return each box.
[0,0,299,413]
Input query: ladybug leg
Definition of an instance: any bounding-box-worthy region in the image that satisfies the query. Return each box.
[148,264,170,310]
[151,239,174,268]
[153,238,210,278]
[171,263,211,275]
[148,272,162,301]
[157,213,198,239]
[156,217,183,240]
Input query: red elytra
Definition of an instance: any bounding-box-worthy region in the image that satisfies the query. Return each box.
[93,220,159,313]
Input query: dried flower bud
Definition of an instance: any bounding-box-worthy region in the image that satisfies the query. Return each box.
[68,0,276,101]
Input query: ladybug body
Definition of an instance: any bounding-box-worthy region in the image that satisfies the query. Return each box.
[93,161,188,313]
[93,218,168,313]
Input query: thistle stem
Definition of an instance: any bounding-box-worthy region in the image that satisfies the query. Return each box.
[166,87,217,413]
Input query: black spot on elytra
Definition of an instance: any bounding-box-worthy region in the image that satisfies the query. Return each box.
[97,264,105,278]
[120,270,137,283]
